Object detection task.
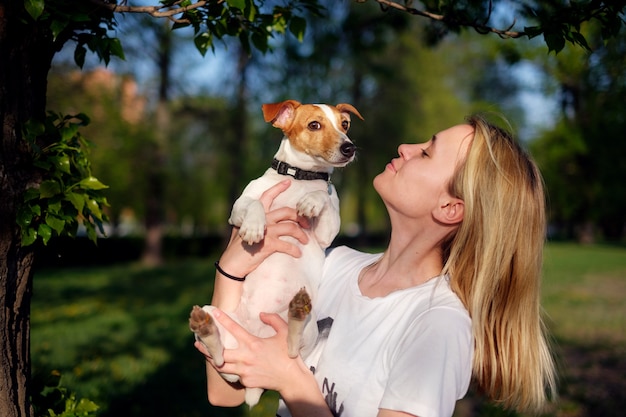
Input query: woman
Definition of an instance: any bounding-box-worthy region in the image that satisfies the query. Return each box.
[196,114,557,417]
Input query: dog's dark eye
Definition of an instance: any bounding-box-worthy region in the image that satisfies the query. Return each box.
[308,121,321,130]
[342,121,350,131]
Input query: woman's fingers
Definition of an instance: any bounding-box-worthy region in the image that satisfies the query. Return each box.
[212,308,255,343]
[194,340,209,357]
[259,180,291,210]
[260,312,288,334]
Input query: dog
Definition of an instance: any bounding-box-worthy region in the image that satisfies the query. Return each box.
[189,99,363,407]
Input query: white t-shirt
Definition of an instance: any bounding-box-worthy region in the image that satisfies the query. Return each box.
[277,246,473,417]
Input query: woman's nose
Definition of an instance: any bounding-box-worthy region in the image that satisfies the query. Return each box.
[398,143,416,159]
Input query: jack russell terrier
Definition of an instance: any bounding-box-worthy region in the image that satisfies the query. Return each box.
[189,99,363,407]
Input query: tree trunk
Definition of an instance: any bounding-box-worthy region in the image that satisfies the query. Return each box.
[0,2,54,416]
[141,21,172,266]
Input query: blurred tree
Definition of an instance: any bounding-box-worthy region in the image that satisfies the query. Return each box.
[45,66,154,230]
[530,24,626,242]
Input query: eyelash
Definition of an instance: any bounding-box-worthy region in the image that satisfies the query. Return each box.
[421,149,429,157]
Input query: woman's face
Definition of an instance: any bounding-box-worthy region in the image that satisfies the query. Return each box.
[373,124,473,220]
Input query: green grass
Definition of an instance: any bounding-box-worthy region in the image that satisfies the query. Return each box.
[542,243,626,345]
[31,242,626,417]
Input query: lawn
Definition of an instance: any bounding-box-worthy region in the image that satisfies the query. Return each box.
[30,242,626,417]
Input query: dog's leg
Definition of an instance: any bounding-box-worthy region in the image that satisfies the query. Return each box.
[245,387,264,408]
[296,190,328,218]
[287,288,312,358]
[189,305,225,366]
[229,197,267,245]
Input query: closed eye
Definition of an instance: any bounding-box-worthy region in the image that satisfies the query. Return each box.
[421,149,430,157]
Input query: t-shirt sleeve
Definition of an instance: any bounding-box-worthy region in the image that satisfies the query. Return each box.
[380,306,473,417]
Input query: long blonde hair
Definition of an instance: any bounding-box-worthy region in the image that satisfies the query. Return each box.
[442,114,557,413]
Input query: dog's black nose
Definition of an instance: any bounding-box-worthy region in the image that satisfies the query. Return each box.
[340,142,356,158]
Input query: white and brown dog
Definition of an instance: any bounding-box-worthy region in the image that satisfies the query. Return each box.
[189,99,362,407]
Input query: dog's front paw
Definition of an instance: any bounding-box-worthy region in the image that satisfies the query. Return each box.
[236,201,266,244]
[297,190,328,218]
[239,218,266,244]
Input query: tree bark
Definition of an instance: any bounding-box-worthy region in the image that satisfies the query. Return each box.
[0,2,55,416]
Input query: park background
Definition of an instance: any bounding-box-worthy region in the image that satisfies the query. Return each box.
[27,1,625,416]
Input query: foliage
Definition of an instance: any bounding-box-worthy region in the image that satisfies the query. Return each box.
[23,0,124,68]
[18,113,109,246]
[529,23,626,240]
[175,0,321,56]
[369,0,625,53]
[520,0,626,53]
[32,370,99,417]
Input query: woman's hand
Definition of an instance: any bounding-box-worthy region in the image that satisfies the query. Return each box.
[200,308,311,393]
[218,180,310,279]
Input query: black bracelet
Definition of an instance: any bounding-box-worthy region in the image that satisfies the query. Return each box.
[215,261,246,282]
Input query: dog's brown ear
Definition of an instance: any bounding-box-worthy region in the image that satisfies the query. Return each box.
[262,100,302,127]
[336,103,364,121]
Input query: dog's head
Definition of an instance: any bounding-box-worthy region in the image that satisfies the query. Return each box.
[262,99,363,167]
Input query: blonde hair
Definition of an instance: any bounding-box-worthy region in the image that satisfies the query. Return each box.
[442,114,557,413]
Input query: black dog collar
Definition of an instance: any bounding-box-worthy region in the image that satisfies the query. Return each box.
[271,158,330,182]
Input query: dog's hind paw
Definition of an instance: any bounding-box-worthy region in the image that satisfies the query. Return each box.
[287,288,312,358]
[288,288,312,321]
[189,306,225,366]
[189,305,217,338]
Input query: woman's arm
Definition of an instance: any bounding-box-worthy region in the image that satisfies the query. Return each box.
[209,309,335,417]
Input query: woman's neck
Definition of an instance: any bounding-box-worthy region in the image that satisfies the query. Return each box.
[358,231,444,298]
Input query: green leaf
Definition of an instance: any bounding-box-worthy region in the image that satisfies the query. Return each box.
[21,228,37,247]
[108,38,125,60]
[16,207,35,229]
[50,18,69,41]
[24,0,45,20]
[40,180,61,198]
[66,192,85,212]
[289,16,306,42]
[23,118,45,142]
[74,44,87,69]
[46,215,66,235]
[194,32,212,56]
[85,199,103,221]
[60,124,79,142]
[544,31,565,53]
[23,188,40,202]
[38,223,52,245]
[52,155,72,174]
[74,398,99,414]
[79,176,108,190]
[85,222,97,242]
[227,0,247,10]
[570,31,590,50]
[48,200,62,215]
[251,32,269,53]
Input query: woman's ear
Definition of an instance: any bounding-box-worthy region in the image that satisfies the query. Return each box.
[434,198,464,225]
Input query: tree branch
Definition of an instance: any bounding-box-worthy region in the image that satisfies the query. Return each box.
[368,0,526,39]
[88,0,216,23]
